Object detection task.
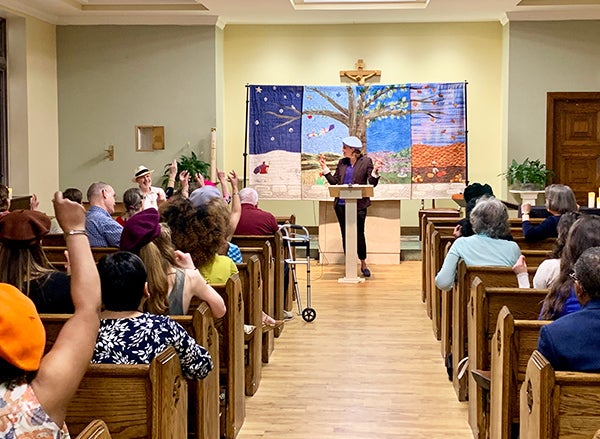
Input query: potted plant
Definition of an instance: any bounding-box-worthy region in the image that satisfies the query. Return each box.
[161,151,211,189]
[500,158,554,190]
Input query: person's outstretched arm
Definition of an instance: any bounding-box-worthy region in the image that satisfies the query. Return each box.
[228,170,241,238]
[31,192,102,426]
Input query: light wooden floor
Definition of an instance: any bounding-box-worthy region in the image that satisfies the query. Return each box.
[237,262,472,439]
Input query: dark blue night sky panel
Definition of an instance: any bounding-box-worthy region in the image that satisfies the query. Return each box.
[249,85,304,154]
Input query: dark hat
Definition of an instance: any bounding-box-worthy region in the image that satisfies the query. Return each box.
[0,210,51,247]
[0,283,45,371]
[120,208,161,253]
[463,183,494,204]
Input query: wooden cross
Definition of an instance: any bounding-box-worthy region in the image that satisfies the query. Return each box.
[340,59,381,85]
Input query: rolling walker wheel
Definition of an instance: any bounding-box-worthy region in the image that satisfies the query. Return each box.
[302,307,316,322]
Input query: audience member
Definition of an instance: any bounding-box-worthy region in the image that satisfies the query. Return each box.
[85,182,122,247]
[49,187,83,234]
[435,196,521,291]
[453,182,496,238]
[93,251,213,380]
[234,187,279,235]
[513,211,581,288]
[161,193,282,329]
[521,183,578,242]
[133,165,166,210]
[116,187,143,226]
[539,214,600,320]
[0,209,73,313]
[537,246,600,371]
[0,185,10,219]
[0,192,100,437]
[119,207,226,318]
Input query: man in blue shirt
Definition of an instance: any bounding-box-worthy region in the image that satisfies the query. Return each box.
[85,182,122,247]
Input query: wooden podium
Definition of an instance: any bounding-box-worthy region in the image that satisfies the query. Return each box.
[328,184,374,284]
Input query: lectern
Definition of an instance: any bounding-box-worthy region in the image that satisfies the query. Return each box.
[328,184,374,283]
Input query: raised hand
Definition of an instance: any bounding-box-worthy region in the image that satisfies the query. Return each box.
[52,191,86,234]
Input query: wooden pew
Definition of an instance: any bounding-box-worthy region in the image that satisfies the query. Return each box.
[43,305,220,439]
[172,302,220,439]
[490,306,549,439]
[43,246,118,271]
[232,232,286,331]
[75,419,112,439]
[65,346,188,439]
[236,255,263,396]
[467,279,548,439]
[520,350,600,439]
[450,261,539,401]
[429,229,456,340]
[239,242,275,363]
[212,273,246,439]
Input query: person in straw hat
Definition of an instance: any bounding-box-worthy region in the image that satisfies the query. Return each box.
[133,165,166,210]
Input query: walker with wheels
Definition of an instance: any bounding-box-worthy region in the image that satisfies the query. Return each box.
[279,224,316,322]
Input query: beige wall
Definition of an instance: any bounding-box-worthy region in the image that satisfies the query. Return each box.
[56,25,218,200]
[3,14,58,213]
[223,23,504,226]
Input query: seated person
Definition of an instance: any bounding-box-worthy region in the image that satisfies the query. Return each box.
[132,165,166,210]
[0,184,10,219]
[234,187,279,236]
[49,187,83,234]
[161,193,283,329]
[513,211,581,288]
[537,246,600,371]
[119,207,226,319]
[453,182,495,238]
[0,209,73,313]
[85,182,122,247]
[538,215,600,320]
[116,187,143,226]
[521,183,578,242]
[92,251,213,380]
[435,196,521,291]
[0,191,101,438]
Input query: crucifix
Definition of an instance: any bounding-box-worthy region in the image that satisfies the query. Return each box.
[340,59,381,85]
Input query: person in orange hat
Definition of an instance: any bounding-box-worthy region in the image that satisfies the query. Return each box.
[0,192,101,438]
[133,165,166,210]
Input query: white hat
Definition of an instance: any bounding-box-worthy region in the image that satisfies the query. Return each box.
[342,136,362,149]
[132,165,154,183]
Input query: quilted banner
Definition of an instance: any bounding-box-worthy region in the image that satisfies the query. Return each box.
[247,83,466,200]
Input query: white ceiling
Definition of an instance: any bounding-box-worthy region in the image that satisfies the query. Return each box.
[0,0,599,27]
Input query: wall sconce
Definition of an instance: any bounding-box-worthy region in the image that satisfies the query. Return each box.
[105,144,115,161]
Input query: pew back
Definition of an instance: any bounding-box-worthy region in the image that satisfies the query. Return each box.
[66,346,187,439]
[467,280,547,438]
[520,350,600,439]
[490,306,548,439]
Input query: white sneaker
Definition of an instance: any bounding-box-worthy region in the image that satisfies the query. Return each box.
[283,310,294,320]
[244,324,256,335]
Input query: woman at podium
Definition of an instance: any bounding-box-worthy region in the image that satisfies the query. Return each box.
[319,135,381,277]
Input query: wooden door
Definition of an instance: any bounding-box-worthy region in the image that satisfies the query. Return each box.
[547,92,600,205]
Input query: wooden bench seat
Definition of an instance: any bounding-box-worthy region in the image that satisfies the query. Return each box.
[66,346,187,439]
[520,350,600,439]
[467,279,548,438]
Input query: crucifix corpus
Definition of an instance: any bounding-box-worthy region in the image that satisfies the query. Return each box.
[340,59,381,85]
